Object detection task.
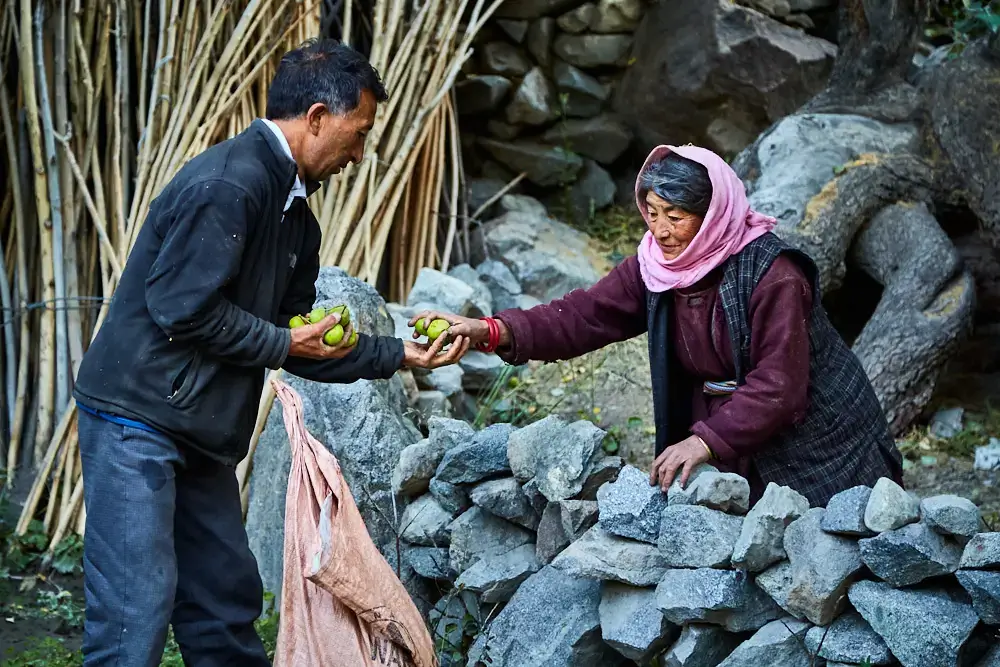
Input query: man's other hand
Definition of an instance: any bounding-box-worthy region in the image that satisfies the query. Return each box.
[402,332,470,369]
[288,314,356,360]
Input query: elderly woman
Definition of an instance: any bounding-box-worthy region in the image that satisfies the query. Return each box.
[414,145,904,507]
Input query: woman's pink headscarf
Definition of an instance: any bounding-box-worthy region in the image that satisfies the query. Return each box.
[635,145,777,292]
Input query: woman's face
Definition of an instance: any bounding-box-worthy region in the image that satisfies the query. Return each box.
[645,190,705,260]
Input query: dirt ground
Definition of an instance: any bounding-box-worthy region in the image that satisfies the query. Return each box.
[1,575,85,661]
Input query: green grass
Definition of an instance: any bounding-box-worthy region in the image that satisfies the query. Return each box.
[547,202,645,266]
[2,638,82,667]
[897,403,1000,461]
[473,352,633,457]
[1,595,279,667]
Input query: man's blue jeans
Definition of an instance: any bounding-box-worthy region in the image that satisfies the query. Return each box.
[78,409,271,667]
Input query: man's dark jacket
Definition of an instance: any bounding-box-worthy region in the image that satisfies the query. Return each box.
[73,120,405,465]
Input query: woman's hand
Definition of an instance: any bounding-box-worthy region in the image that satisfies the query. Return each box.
[649,435,712,492]
[407,310,491,346]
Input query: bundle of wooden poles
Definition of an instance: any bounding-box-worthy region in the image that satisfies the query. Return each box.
[0,0,501,554]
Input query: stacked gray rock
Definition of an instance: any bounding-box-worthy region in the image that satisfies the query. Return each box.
[458,0,840,220]
[400,458,999,666]
[391,414,625,607]
[459,2,643,220]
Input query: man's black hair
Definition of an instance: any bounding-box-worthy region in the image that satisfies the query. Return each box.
[266,38,388,120]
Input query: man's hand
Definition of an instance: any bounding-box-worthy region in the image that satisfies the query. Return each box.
[402,333,470,369]
[287,313,356,360]
[649,435,712,492]
[407,310,510,348]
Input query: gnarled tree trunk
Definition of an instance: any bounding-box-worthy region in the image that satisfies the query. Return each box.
[734,0,998,434]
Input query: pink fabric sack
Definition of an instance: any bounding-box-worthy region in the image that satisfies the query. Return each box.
[271,378,437,667]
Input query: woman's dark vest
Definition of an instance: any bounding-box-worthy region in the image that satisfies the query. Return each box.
[646,232,903,507]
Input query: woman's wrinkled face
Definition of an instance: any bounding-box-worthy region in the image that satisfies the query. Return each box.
[645,190,704,260]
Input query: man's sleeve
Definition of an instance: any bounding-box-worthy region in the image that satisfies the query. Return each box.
[145,179,290,369]
[281,335,405,383]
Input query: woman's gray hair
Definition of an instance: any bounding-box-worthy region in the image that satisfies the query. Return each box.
[639,153,713,218]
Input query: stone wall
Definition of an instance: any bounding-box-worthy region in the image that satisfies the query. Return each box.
[394,413,1000,667]
[457,0,840,219]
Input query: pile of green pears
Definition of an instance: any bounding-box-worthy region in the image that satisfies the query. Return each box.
[288,305,358,347]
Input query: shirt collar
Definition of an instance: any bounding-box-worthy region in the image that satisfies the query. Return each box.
[259,117,307,213]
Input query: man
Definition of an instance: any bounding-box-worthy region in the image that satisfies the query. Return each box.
[72,39,468,666]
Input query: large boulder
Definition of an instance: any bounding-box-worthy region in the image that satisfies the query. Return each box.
[472,195,607,301]
[615,0,836,155]
[735,114,919,261]
[467,565,626,667]
[731,482,810,572]
[656,568,785,633]
[716,619,812,667]
[506,415,606,501]
[246,267,421,602]
[597,464,668,544]
[552,525,668,587]
[848,580,980,667]
[478,139,583,188]
[858,522,964,587]
[762,508,863,625]
[599,583,678,663]
[660,624,742,667]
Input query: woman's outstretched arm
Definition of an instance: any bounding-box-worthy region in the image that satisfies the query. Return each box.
[409,256,649,364]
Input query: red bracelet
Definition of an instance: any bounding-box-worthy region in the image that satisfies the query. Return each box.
[477,317,500,353]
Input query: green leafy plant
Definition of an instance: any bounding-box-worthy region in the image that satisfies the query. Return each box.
[1,637,83,667]
[953,0,1000,35]
[927,0,1000,51]
[30,589,84,629]
[431,588,494,666]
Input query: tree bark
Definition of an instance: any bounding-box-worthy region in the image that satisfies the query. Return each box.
[805,0,927,121]
[927,39,1000,250]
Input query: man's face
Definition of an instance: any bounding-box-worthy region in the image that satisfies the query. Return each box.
[302,88,377,181]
